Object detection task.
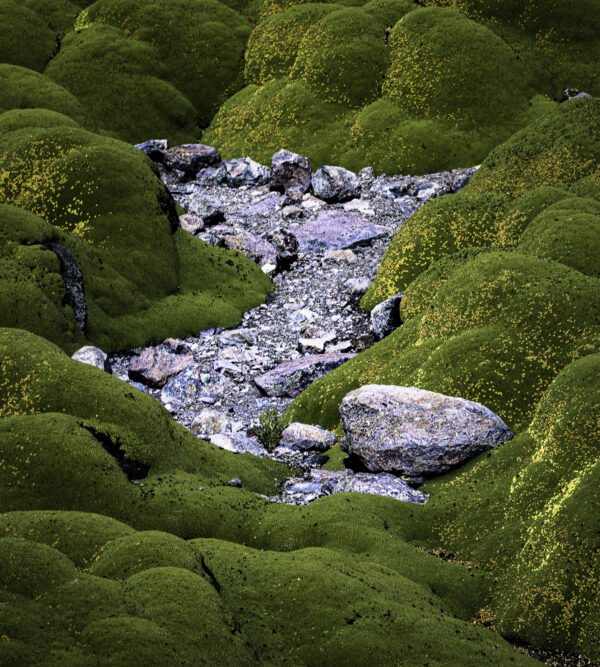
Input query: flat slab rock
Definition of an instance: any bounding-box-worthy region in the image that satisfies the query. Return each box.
[129,347,194,388]
[340,385,513,477]
[292,210,388,253]
[254,353,354,398]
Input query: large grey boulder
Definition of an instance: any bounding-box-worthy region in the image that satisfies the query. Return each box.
[340,385,513,477]
[370,293,403,340]
[280,422,337,452]
[254,353,354,397]
[225,158,271,187]
[311,165,361,203]
[271,149,312,194]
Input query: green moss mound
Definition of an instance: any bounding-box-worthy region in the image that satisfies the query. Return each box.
[63,0,251,140]
[0,123,272,351]
[0,65,91,127]
[244,4,337,85]
[45,25,197,144]
[0,0,57,73]
[364,99,600,309]
[21,0,81,33]
[290,8,386,107]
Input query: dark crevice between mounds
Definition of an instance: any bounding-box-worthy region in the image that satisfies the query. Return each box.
[152,164,181,233]
[80,423,150,481]
[199,554,222,594]
[43,240,87,333]
[44,30,65,72]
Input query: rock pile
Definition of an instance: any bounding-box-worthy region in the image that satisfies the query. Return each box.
[94,141,478,504]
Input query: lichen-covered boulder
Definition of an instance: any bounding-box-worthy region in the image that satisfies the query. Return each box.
[339,385,513,477]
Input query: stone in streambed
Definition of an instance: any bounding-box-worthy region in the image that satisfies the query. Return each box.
[71,346,111,373]
[370,293,403,340]
[129,347,194,388]
[271,149,312,194]
[280,422,337,452]
[164,144,221,176]
[292,210,388,253]
[221,233,279,275]
[225,158,271,187]
[340,385,513,477]
[311,165,361,203]
[254,353,354,398]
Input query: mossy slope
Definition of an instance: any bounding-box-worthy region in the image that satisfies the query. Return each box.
[0,119,272,351]
[283,100,600,656]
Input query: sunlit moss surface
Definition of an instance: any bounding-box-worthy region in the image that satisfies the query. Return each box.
[284,100,600,657]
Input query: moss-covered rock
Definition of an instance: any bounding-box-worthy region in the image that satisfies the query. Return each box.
[0,122,272,351]
[0,65,91,127]
[0,0,57,72]
[45,25,198,144]
[21,0,82,33]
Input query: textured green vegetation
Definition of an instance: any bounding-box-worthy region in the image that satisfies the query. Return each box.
[0,120,272,351]
[0,327,536,663]
[284,100,600,657]
[0,65,91,127]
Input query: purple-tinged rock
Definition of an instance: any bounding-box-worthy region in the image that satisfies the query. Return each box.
[254,353,354,397]
[247,193,283,216]
[196,163,228,186]
[221,233,278,275]
[187,194,226,226]
[280,423,337,452]
[129,347,194,388]
[311,165,361,203]
[340,385,513,477]
[292,210,388,253]
[271,149,312,194]
[370,293,403,340]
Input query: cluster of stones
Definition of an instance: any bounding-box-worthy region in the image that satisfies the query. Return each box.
[73,141,482,505]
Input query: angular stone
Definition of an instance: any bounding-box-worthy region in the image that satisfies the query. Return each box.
[226,158,271,187]
[71,346,111,373]
[135,139,167,161]
[254,353,354,398]
[247,193,283,216]
[346,276,371,298]
[271,149,312,194]
[196,163,228,186]
[280,422,337,452]
[160,365,206,409]
[191,409,229,436]
[292,210,388,253]
[179,214,204,234]
[340,385,514,477]
[370,293,403,340]
[164,144,221,176]
[267,227,299,268]
[311,165,361,203]
[209,433,268,457]
[221,233,278,275]
[331,472,428,504]
[298,332,336,353]
[129,347,194,388]
[187,194,225,226]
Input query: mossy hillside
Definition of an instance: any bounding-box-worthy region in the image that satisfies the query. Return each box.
[21,0,82,33]
[202,78,354,168]
[363,99,600,309]
[0,108,80,134]
[0,124,272,350]
[0,514,536,665]
[45,25,198,145]
[244,4,337,85]
[0,65,91,128]
[73,0,251,131]
[0,0,57,73]
[469,99,600,198]
[383,8,534,125]
[290,8,387,108]
[0,204,86,350]
[403,352,600,657]
[286,251,600,433]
